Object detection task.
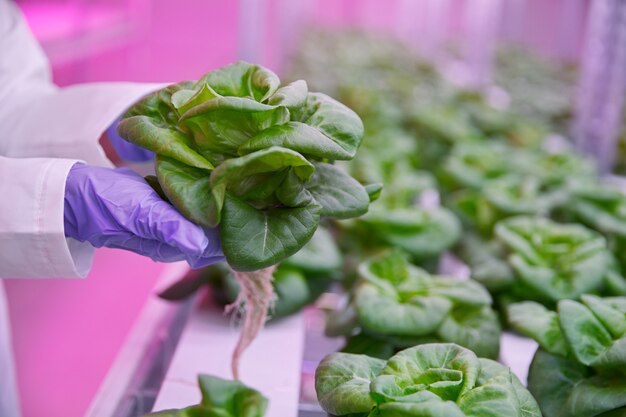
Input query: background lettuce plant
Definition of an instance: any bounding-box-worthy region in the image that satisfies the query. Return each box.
[118,61,372,378]
[315,343,541,417]
[508,296,626,417]
[326,251,501,359]
[489,216,623,305]
[143,374,267,417]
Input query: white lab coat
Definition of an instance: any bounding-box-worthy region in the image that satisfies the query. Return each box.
[0,1,160,415]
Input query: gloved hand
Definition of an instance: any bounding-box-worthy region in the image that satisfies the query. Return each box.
[106,116,153,162]
[64,164,223,268]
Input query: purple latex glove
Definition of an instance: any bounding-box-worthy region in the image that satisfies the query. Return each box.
[64,164,224,268]
[106,116,153,162]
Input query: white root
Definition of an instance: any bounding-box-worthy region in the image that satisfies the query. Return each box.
[226,265,277,380]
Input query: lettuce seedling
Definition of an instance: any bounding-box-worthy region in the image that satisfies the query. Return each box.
[118,62,371,378]
[143,374,267,417]
[315,343,541,417]
[508,296,626,417]
[493,216,622,304]
[327,251,501,359]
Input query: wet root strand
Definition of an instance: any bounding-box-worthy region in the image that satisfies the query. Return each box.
[225,265,277,380]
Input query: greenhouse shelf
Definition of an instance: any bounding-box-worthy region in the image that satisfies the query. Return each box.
[88,258,539,417]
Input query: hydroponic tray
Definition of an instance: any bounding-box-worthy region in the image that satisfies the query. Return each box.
[88,263,540,417]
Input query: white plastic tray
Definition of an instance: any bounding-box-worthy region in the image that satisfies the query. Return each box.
[151,298,305,416]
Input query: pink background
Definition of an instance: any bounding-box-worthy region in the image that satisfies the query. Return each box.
[5,1,588,416]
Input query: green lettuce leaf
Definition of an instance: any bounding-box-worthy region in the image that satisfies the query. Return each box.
[495,216,610,302]
[316,343,540,417]
[220,195,321,271]
[143,374,267,417]
[343,252,500,358]
[315,352,386,416]
[155,156,213,227]
[517,295,626,417]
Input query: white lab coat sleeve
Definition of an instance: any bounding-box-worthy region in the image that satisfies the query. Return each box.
[0,155,93,278]
[0,0,163,167]
[0,0,166,279]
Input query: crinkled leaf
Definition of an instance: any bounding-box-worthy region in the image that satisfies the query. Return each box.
[354,282,452,336]
[171,84,220,115]
[208,146,314,225]
[220,194,321,271]
[375,398,465,417]
[120,62,369,279]
[353,252,499,350]
[238,121,356,160]
[118,116,214,170]
[370,376,444,404]
[180,97,290,158]
[496,216,609,302]
[459,359,541,417]
[290,92,364,159]
[198,61,280,101]
[267,80,309,108]
[315,352,386,416]
[278,162,370,218]
[380,343,480,401]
